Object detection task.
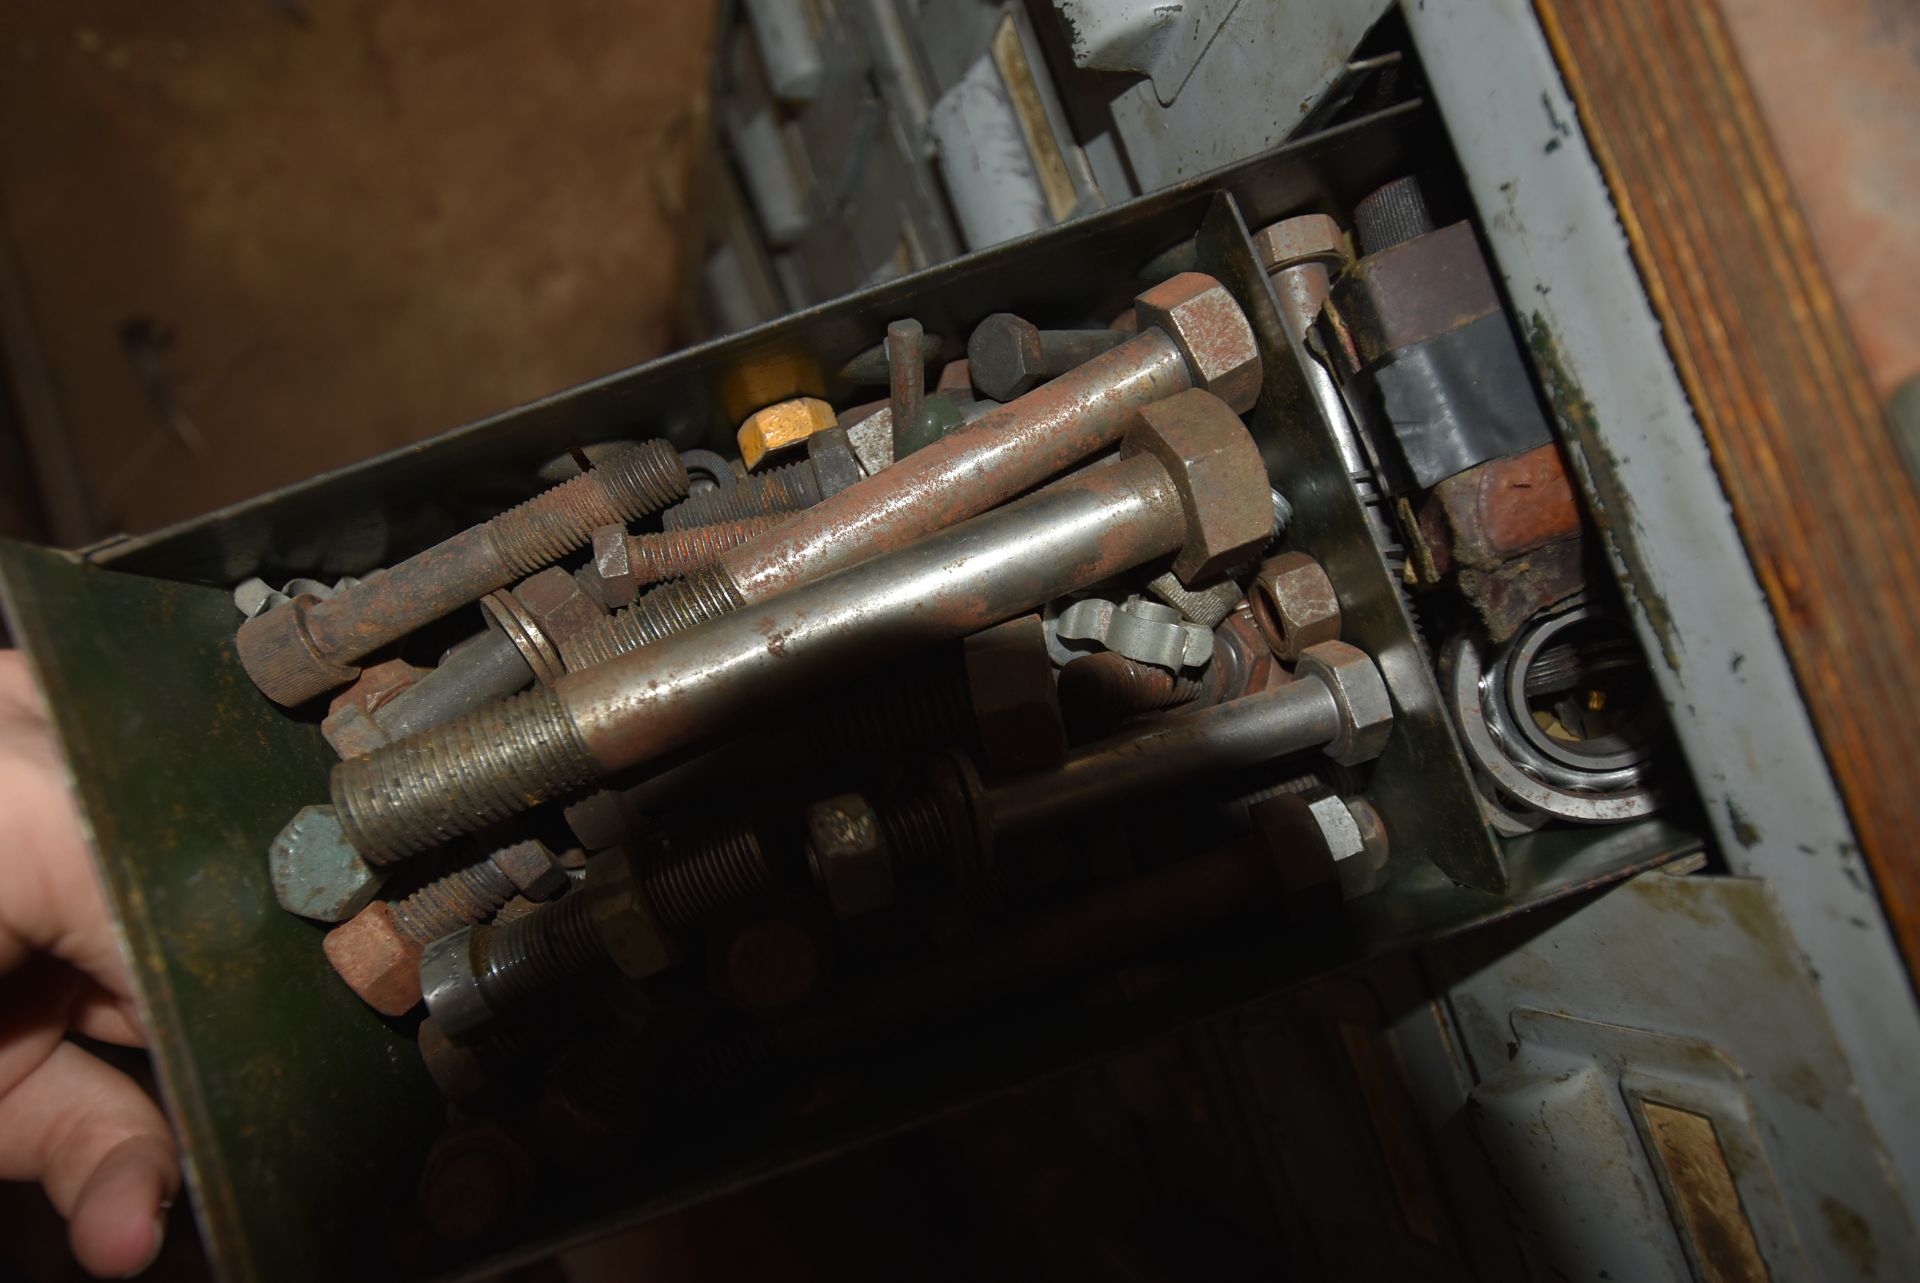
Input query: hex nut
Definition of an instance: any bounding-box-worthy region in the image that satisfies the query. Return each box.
[1124,388,1274,583]
[806,426,867,498]
[1134,272,1263,413]
[1251,214,1347,275]
[967,313,1046,400]
[805,794,894,918]
[1250,552,1341,661]
[514,565,607,650]
[964,614,1068,772]
[323,902,425,1016]
[591,525,639,609]
[270,804,385,923]
[1294,640,1393,766]
[583,847,675,979]
[490,839,570,901]
[738,396,836,471]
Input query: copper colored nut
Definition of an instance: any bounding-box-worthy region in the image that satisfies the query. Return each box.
[709,916,826,1015]
[591,524,639,608]
[1124,388,1274,583]
[962,614,1067,772]
[1133,272,1263,413]
[738,396,836,471]
[323,902,425,1016]
[1250,552,1341,661]
[805,794,893,918]
[584,847,675,978]
[490,839,570,901]
[1251,214,1347,274]
[513,565,606,652]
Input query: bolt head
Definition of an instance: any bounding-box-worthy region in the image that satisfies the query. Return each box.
[1251,214,1347,275]
[1124,388,1274,584]
[963,615,1068,773]
[490,840,570,901]
[323,902,425,1016]
[270,804,384,922]
[966,313,1047,400]
[805,426,867,498]
[1251,552,1342,661]
[1295,640,1393,766]
[1134,273,1263,413]
[584,847,675,978]
[320,700,389,760]
[805,795,894,919]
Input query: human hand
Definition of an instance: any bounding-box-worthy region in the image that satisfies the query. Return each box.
[0,650,178,1276]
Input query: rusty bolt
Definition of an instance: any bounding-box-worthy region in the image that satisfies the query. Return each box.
[1134,272,1264,414]
[737,396,836,471]
[1295,640,1393,766]
[1251,214,1347,275]
[322,902,422,1015]
[1250,552,1341,662]
[965,313,1128,401]
[1123,388,1275,583]
[511,565,605,657]
[805,794,894,919]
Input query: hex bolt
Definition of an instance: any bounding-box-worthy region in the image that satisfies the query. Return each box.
[236,440,690,706]
[661,456,821,529]
[836,641,1393,895]
[420,819,779,1036]
[593,513,794,608]
[559,272,1261,674]
[966,313,1129,401]
[886,318,925,460]
[1250,552,1342,661]
[322,839,569,1015]
[328,388,1272,865]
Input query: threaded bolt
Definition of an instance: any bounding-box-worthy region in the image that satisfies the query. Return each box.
[333,685,600,865]
[769,652,975,765]
[642,817,777,935]
[391,860,517,943]
[661,457,819,529]
[624,513,793,588]
[877,793,954,881]
[486,440,690,576]
[469,892,604,1015]
[555,562,750,672]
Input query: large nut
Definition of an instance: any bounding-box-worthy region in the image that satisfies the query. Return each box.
[583,847,675,979]
[963,614,1068,773]
[1134,272,1263,413]
[966,313,1046,401]
[1250,552,1341,661]
[738,396,836,471]
[1123,388,1274,583]
[323,901,424,1015]
[513,565,606,651]
[270,804,384,923]
[489,839,570,901]
[805,794,894,918]
[1294,640,1393,766]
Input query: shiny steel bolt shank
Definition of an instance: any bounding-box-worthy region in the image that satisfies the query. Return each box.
[558,272,1261,673]
[330,388,1272,864]
[236,440,690,706]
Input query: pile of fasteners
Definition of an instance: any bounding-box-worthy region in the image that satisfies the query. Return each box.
[234,271,1395,1243]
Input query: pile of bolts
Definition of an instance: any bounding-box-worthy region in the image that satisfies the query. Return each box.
[234,266,1395,1241]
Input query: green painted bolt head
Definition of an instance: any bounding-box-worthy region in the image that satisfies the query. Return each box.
[270,804,385,923]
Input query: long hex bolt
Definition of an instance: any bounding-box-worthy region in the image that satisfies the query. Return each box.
[966,313,1130,401]
[557,272,1260,674]
[421,818,778,1036]
[237,440,691,706]
[617,513,797,590]
[329,389,1273,866]
[662,456,821,529]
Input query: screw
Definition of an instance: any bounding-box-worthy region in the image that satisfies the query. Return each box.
[237,440,690,706]
[420,818,780,1035]
[661,456,821,528]
[966,313,1129,401]
[606,513,794,603]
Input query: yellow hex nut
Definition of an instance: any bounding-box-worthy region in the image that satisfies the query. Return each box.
[737,397,837,471]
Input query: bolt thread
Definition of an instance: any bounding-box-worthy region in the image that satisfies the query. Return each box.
[1060,652,1205,720]
[485,440,689,578]
[333,685,600,864]
[393,859,518,942]
[774,654,974,764]
[472,890,606,1015]
[628,513,793,587]
[880,794,953,879]
[661,458,818,529]
[557,562,749,671]
[642,819,776,935]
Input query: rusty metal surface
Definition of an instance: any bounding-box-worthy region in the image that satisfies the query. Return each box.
[1421,442,1582,573]
[1329,221,1500,367]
